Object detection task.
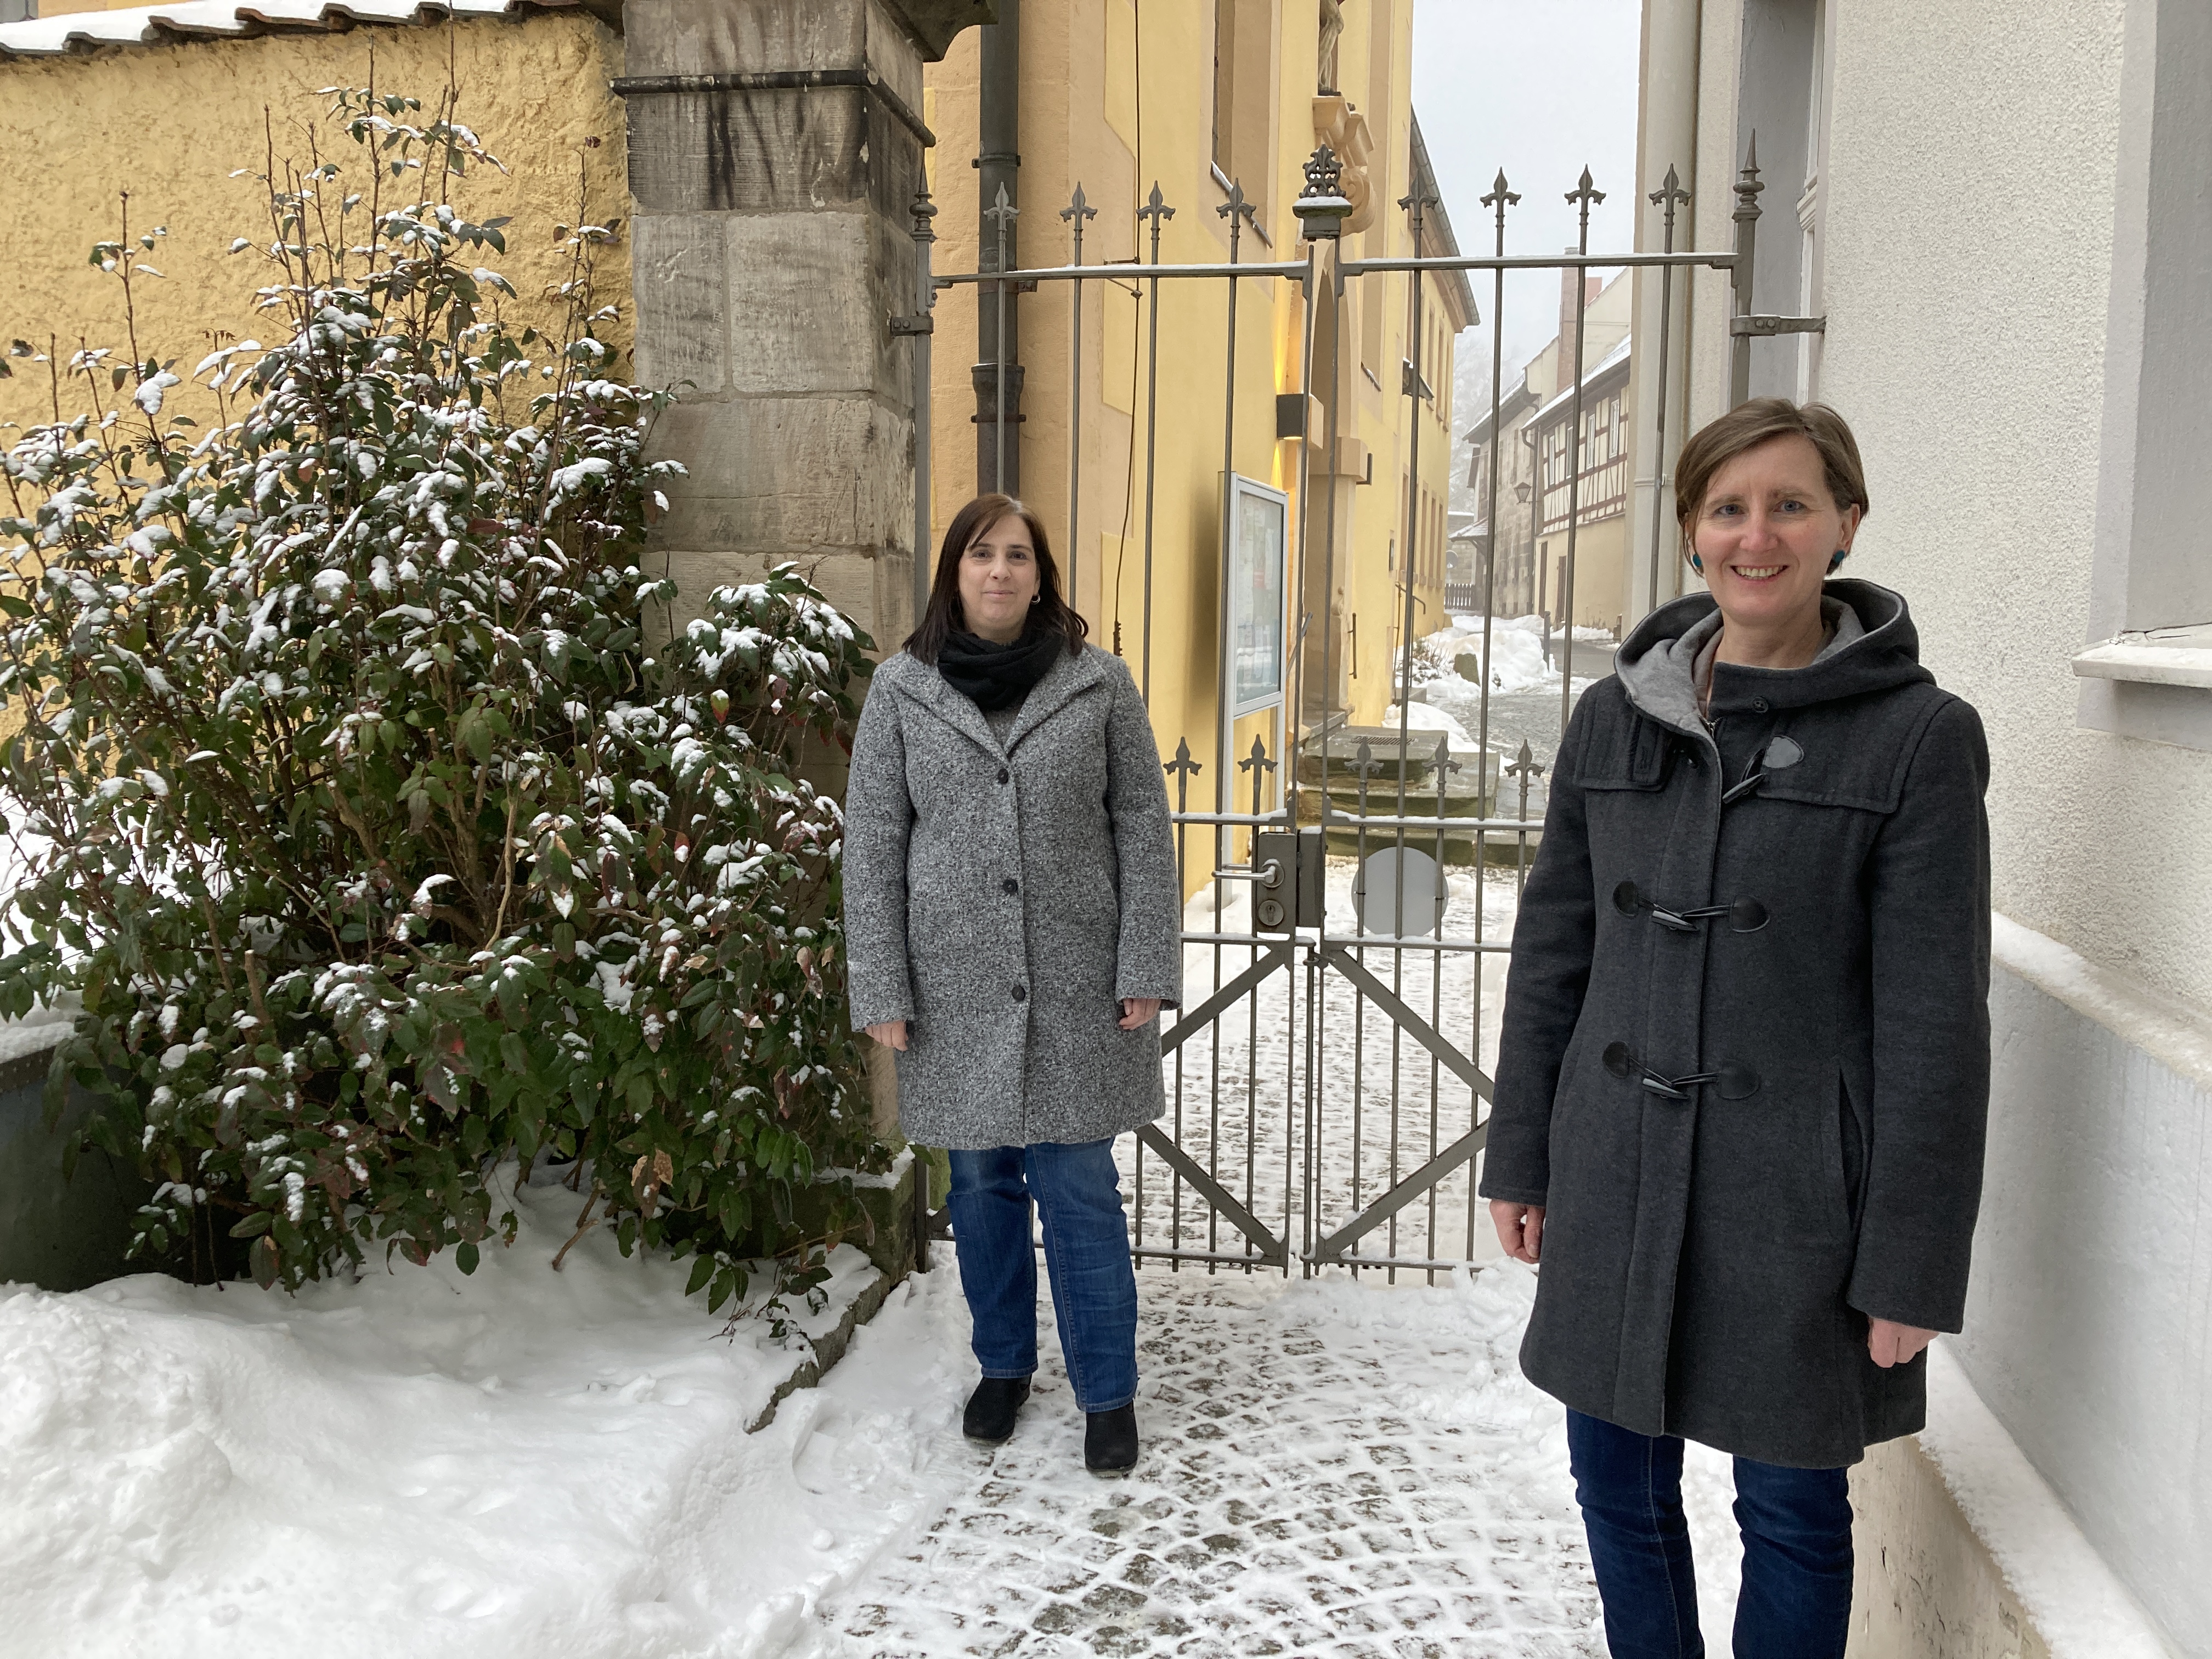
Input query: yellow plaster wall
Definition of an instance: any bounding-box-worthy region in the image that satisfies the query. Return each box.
[924,0,1461,886]
[0,13,629,440]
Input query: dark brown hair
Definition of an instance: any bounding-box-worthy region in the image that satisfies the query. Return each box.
[1673,398,1870,558]
[905,493,1088,664]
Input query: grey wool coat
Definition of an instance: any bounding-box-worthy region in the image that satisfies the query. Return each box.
[842,642,1182,1150]
[1482,580,1991,1469]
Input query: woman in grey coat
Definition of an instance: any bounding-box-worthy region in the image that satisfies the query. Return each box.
[843,493,1181,1475]
[1482,401,1990,1657]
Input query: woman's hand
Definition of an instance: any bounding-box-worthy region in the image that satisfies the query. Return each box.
[866,1020,909,1052]
[1490,1200,1545,1264]
[1118,998,1161,1030]
[1867,1318,1936,1368]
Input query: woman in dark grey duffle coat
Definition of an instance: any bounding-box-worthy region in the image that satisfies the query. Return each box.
[1482,400,1990,1658]
[843,493,1180,1476]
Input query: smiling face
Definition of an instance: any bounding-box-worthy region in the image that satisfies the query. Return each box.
[956,512,1041,644]
[1690,433,1863,637]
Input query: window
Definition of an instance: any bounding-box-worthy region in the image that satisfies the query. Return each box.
[1211,1,1272,233]
[2074,0,2212,748]
[1212,1,1234,176]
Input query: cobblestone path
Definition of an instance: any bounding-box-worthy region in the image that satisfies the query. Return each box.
[811,1264,1666,1658]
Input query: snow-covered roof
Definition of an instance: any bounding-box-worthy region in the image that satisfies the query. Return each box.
[1528,331,1633,428]
[0,0,592,60]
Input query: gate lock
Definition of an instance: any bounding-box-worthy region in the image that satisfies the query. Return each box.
[1215,827,1324,933]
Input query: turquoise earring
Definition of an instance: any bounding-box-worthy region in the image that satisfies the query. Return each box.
[1828,549,1848,572]
[1690,554,1704,574]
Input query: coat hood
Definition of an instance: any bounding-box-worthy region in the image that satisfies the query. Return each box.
[1614,578,1933,736]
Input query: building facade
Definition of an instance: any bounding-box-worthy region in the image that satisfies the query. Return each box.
[1641,1,2212,1652]
[1463,267,1633,632]
[922,0,1474,842]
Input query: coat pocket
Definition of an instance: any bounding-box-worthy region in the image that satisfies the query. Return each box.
[1822,1063,1868,1239]
[1573,712,1674,792]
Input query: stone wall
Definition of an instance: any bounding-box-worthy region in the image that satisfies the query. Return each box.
[620,0,964,658]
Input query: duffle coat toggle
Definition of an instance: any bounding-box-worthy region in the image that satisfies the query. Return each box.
[1601,1040,1762,1102]
[1717,729,1804,806]
[1612,882,1769,934]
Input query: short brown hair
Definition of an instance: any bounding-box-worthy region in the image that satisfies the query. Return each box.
[905,493,1089,664]
[1673,399,1869,554]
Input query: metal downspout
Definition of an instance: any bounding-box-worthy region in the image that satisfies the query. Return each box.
[974,0,1022,496]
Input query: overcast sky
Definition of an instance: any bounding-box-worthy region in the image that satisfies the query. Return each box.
[1411,0,1646,405]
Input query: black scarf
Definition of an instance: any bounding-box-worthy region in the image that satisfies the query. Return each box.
[936,624,1065,712]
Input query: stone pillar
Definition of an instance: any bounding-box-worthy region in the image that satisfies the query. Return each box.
[617,0,992,656]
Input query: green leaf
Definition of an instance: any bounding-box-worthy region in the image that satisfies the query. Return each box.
[456,1240,480,1274]
[230,1211,274,1239]
[685,1254,715,1296]
[706,1265,737,1314]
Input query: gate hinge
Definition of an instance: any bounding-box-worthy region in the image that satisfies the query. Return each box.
[888,314,935,336]
[1730,313,1827,336]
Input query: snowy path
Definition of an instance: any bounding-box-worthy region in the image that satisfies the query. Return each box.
[808,1264,1742,1658]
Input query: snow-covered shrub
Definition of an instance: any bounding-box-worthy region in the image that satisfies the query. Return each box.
[1402,631,1451,688]
[0,90,882,1302]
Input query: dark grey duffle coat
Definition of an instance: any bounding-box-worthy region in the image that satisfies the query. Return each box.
[842,644,1182,1151]
[1482,580,1991,1469]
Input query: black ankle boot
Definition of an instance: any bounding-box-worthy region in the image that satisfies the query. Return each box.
[1084,1404,1139,1475]
[963,1376,1031,1443]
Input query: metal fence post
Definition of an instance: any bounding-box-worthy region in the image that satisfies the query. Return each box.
[910,187,938,630]
[1729,134,1764,408]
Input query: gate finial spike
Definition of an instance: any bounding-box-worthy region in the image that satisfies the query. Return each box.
[1239,733,1277,775]
[1060,183,1097,224]
[1217,177,1256,225]
[1137,182,1176,226]
[1649,163,1690,209]
[1164,737,1203,777]
[1481,169,1520,209]
[1566,166,1606,210]
[985,182,1019,227]
[1733,134,1767,224]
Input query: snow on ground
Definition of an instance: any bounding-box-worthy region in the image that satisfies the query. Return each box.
[804,1262,1742,1656]
[1430,615,1611,698]
[1378,701,1472,747]
[0,1179,1747,1657]
[0,1167,953,1659]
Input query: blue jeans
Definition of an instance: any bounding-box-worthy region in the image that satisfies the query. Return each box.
[946,1138,1139,1413]
[1566,1410,1853,1659]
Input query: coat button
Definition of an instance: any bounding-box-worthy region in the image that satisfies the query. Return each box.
[1752,697,1770,713]
[1003,878,1019,895]
[997,767,1010,785]
[1011,984,1027,1003]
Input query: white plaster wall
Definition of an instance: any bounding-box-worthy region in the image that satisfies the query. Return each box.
[1671,3,2212,1647]
[1954,919,2212,1656]
[1813,0,2212,1013]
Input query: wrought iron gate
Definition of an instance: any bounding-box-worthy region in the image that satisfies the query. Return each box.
[913,138,1798,1278]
